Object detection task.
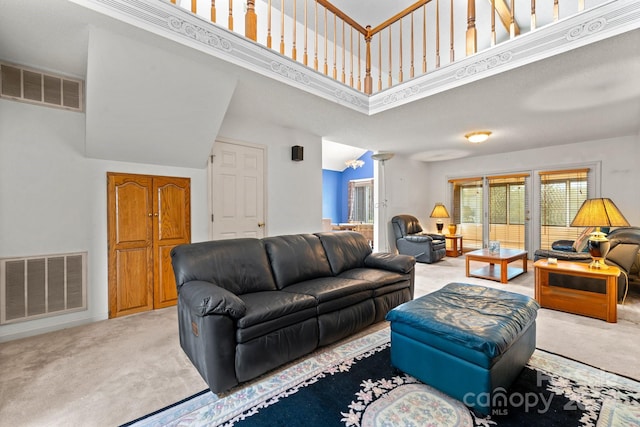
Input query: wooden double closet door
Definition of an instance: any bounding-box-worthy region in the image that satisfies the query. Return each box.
[107,173,191,318]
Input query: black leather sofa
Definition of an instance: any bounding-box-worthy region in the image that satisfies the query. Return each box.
[391,214,446,263]
[534,227,640,301]
[170,231,415,393]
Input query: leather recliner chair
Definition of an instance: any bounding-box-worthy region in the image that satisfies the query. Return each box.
[391,214,446,263]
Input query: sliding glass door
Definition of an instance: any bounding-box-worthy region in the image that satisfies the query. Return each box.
[450,173,530,252]
[451,177,484,250]
[487,174,529,251]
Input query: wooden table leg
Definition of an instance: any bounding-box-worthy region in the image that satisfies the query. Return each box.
[500,260,508,283]
[606,276,617,323]
[522,255,528,273]
[466,256,470,277]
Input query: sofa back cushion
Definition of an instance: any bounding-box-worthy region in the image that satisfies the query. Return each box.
[391,215,423,238]
[263,234,333,289]
[171,238,277,294]
[315,231,373,275]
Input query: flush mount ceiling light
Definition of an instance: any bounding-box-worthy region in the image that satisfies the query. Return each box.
[465,131,492,144]
[345,159,365,169]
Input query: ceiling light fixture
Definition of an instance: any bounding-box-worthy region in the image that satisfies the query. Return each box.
[465,131,492,144]
[345,159,365,169]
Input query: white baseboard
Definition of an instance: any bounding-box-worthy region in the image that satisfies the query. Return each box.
[0,313,108,343]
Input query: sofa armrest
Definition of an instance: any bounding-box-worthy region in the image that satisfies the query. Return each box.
[405,235,433,243]
[179,280,246,319]
[365,252,416,274]
[424,233,445,241]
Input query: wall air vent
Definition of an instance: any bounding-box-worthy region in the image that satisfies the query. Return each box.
[0,62,83,112]
[0,252,87,325]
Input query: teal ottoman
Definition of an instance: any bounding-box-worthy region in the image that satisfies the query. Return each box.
[385,282,540,415]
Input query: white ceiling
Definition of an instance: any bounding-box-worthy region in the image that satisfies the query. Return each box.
[1,0,639,168]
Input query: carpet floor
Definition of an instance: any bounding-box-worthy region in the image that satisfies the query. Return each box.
[123,328,640,427]
[1,257,639,426]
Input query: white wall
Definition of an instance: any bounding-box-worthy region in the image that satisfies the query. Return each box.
[0,100,209,341]
[376,155,432,252]
[420,135,640,243]
[218,114,323,236]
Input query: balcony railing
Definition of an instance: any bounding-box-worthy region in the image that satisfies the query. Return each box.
[170,0,607,94]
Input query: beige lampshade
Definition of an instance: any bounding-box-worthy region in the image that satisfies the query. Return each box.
[570,198,630,227]
[430,203,450,219]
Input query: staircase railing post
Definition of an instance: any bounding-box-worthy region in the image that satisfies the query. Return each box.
[246,0,257,41]
[364,26,373,95]
[466,0,477,55]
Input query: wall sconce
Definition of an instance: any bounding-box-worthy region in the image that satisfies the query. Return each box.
[465,131,492,144]
[291,145,304,161]
[345,159,364,169]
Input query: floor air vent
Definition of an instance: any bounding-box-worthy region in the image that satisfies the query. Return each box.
[1,252,87,325]
[0,62,83,112]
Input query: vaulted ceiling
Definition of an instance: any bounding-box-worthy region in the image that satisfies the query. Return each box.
[1,0,639,168]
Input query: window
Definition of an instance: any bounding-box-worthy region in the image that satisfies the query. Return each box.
[539,168,590,249]
[348,179,374,223]
[487,174,529,250]
[451,177,483,250]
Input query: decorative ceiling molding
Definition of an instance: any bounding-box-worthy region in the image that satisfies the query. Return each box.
[72,0,640,116]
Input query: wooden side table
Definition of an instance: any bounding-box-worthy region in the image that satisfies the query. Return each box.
[444,235,463,257]
[534,259,620,323]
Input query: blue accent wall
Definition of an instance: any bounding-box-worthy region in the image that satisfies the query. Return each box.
[322,151,373,224]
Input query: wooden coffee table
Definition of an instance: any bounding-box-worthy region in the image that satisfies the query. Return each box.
[465,248,528,284]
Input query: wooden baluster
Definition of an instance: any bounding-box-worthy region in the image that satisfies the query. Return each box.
[358,31,362,91]
[578,0,584,12]
[333,16,340,81]
[314,1,318,71]
[466,0,477,55]
[531,0,536,30]
[170,0,176,3]
[324,8,328,75]
[491,0,496,46]
[211,0,216,23]
[553,0,559,21]
[509,0,515,39]
[410,12,414,79]
[292,0,297,60]
[267,0,272,48]
[364,26,372,94]
[388,26,392,88]
[342,20,346,83]
[436,0,441,68]
[304,0,308,66]
[350,26,354,87]
[191,0,196,13]
[229,0,233,31]
[423,5,427,73]
[450,0,454,62]
[378,32,382,91]
[399,18,403,83]
[280,0,285,55]
[246,0,257,41]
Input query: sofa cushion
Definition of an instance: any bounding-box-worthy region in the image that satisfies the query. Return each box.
[171,238,277,294]
[235,291,318,343]
[263,234,333,289]
[282,276,372,303]
[315,231,372,275]
[338,268,409,288]
[606,242,640,272]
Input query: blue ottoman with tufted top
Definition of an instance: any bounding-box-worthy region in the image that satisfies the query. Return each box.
[386,282,540,415]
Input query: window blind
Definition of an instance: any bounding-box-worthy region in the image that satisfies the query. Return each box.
[487,173,529,250]
[450,177,483,250]
[539,168,590,250]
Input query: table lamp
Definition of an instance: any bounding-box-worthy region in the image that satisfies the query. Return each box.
[430,203,450,234]
[570,198,630,269]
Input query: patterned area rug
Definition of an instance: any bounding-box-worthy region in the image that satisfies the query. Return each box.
[123,329,640,427]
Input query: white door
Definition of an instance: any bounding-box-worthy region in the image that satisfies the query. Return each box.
[210,140,266,240]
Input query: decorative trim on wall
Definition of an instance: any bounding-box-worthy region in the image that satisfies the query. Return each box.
[566,18,608,41]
